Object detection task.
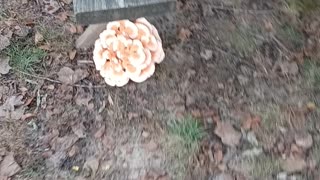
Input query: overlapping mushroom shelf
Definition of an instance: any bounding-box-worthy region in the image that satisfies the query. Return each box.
[93,18,165,87]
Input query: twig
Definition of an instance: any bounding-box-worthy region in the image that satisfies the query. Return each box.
[77,60,94,64]
[211,5,274,14]
[271,35,291,54]
[14,69,107,88]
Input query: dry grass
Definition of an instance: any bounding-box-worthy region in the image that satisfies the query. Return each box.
[230,25,258,56]
[248,154,281,179]
[251,104,285,133]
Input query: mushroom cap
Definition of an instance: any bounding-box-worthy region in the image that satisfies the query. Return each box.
[130,63,155,83]
[93,18,165,87]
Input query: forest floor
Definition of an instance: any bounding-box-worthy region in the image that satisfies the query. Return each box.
[0,0,320,179]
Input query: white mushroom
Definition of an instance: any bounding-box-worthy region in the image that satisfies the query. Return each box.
[93,18,165,87]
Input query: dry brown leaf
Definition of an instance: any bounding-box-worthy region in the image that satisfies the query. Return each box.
[279,61,299,75]
[69,50,77,60]
[21,113,35,121]
[0,152,21,177]
[84,157,100,178]
[57,67,88,84]
[264,20,274,32]
[0,96,25,120]
[35,31,44,44]
[56,12,68,22]
[66,23,77,34]
[144,140,158,152]
[75,91,92,107]
[242,115,261,130]
[94,125,106,139]
[178,28,192,41]
[0,56,11,75]
[0,35,11,51]
[76,25,84,34]
[295,132,313,149]
[214,149,223,164]
[72,123,86,138]
[214,122,241,147]
[281,157,307,173]
[68,145,79,157]
[43,0,60,14]
[54,135,79,152]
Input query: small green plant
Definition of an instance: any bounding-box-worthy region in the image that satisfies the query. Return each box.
[5,43,46,73]
[303,59,320,90]
[278,25,304,49]
[164,117,206,179]
[168,117,206,148]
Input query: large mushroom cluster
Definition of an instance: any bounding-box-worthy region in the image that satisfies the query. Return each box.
[93,18,165,87]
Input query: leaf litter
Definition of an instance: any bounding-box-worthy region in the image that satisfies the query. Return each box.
[0,152,21,177]
[214,121,242,147]
[57,67,89,84]
[0,95,25,120]
[0,55,11,75]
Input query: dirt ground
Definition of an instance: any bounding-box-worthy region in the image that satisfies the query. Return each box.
[1,0,320,179]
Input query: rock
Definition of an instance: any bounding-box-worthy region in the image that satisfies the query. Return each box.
[242,148,263,157]
[142,131,150,138]
[246,131,258,146]
[295,132,313,149]
[276,172,287,180]
[281,157,307,173]
[200,49,213,60]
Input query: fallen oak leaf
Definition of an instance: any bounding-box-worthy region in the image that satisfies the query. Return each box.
[43,0,60,14]
[83,157,100,178]
[55,12,68,22]
[0,35,11,51]
[66,23,77,34]
[57,67,88,84]
[94,125,106,139]
[178,28,192,41]
[0,152,21,177]
[0,55,11,75]
[76,25,84,34]
[242,115,261,130]
[281,156,307,173]
[214,121,241,147]
[71,123,87,138]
